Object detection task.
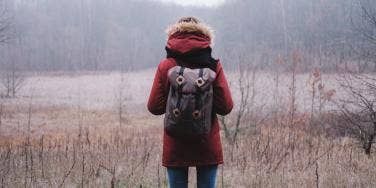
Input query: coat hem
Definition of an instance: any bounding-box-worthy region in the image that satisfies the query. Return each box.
[162,160,223,167]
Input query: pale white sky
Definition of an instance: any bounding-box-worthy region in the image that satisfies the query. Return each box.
[158,0,225,7]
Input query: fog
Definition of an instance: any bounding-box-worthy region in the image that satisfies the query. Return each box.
[1,0,375,71]
[156,0,225,7]
[0,0,376,187]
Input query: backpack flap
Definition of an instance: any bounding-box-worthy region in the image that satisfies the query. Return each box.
[165,66,216,139]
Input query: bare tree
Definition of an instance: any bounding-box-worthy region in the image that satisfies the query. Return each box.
[289,50,300,128]
[0,99,3,132]
[358,0,376,71]
[0,46,25,98]
[358,0,376,45]
[0,0,24,98]
[0,0,7,132]
[116,59,132,127]
[220,55,250,145]
[308,68,321,128]
[0,0,11,44]
[336,72,376,155]
[220,54,267,148]
[350,0,376,71]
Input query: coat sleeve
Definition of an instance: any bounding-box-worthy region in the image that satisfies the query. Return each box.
[213,62,233,115]
[147,63,170,115]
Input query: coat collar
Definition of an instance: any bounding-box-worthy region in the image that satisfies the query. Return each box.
[165,21,214,42]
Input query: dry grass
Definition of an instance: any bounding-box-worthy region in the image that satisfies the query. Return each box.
[0,68,374,187]
[0,104,374,188]
[220,125,376,188]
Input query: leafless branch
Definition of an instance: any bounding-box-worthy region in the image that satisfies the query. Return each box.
[336,72,376,155]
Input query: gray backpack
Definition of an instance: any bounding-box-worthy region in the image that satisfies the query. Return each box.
[164,66,217,138]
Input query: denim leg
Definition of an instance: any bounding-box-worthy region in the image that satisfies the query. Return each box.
[167,167,189,188]
[196,165,218,188]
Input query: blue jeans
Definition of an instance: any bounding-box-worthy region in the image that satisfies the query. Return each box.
[167,165,218,188]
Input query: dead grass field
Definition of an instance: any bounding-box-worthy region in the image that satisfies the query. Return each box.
[0,71,375,188]
[0,104,375,187]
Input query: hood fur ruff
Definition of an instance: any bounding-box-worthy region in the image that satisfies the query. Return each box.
[166,22,214,42]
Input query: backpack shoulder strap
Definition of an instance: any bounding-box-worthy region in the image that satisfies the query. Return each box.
[178,66,185,76]
[193,68,204,119]
[174,66,185,116]
[199,68,203,78]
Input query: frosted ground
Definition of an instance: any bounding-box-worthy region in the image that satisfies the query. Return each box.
[2,69,343,114]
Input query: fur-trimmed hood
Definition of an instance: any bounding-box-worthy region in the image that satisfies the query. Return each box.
[166,21,214,42]
[165,21,214,54]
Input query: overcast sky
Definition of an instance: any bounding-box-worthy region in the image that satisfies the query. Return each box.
[157,0,225,7]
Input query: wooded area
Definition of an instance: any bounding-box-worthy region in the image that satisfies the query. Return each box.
[0,0,375,71]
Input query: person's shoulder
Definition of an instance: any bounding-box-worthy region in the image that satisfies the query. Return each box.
[215,59,223,73]
[157,58,176,72]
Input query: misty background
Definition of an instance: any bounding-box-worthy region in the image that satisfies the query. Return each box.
[1,0,375,72]
[1,1,376,187]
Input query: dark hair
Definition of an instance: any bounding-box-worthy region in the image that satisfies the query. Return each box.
[178,17,200,24]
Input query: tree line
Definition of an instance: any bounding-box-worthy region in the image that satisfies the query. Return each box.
[0,0,375,72]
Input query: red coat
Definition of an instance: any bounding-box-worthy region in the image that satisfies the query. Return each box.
[147,32,233,167]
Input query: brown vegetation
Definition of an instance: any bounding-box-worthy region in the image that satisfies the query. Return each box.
[0,100,374,187]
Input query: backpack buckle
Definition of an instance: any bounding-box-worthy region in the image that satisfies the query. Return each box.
[192,110,201,119]
[173,108,181,117]
[176,75,185,85]
[195,77,205,87]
